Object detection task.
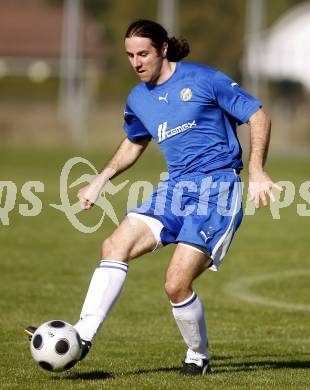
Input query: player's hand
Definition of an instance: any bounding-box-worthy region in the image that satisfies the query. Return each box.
[77,184,101,210]
[248,170,282,208]
[77,168,116,211]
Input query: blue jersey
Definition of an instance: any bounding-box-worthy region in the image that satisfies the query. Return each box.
[123,62,261,179]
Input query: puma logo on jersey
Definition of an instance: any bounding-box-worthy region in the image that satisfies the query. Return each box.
[157,120,197,142]
[158,93,169,103]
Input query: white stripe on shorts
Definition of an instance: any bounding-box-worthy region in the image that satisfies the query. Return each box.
[210,175,242,270]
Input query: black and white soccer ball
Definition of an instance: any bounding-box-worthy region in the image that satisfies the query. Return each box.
[30,320,82,372]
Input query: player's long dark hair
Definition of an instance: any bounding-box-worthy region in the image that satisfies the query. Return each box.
[125,19,190,61]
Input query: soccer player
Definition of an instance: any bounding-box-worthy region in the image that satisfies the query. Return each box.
[26,19,281,375]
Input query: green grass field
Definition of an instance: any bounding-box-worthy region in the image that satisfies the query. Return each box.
[0,147,309,389]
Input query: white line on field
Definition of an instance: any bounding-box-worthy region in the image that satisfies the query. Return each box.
[224,269,310,312]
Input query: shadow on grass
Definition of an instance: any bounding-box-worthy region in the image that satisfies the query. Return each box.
[126,366,180,375]
[125,360,310,375]
[62,366,179,380]
[215,359,310,373]
[64,370,114,380]
[59,356,310,380]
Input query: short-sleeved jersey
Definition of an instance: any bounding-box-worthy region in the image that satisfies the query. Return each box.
[123,62,261,179]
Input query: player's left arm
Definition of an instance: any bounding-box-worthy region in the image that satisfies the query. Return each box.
[248,108,282,208]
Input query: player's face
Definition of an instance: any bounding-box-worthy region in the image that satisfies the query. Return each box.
[125,36,166,84]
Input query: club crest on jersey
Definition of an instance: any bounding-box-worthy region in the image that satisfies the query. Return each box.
[180,88,192,101]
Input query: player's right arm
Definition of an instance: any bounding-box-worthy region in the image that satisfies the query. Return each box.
[78,136,150,210]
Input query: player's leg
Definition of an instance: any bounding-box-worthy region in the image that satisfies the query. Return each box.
[100,213,162,260]
[25,215,161,359]
[162,170,242,374]
[74,214,162,345]
[165,243,212,375]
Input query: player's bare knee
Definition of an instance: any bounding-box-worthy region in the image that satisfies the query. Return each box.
[164,280,189,303]
[101,236,113,258]
[101,236,127,261]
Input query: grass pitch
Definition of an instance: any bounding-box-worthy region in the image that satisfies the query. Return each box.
[0,147,309,389]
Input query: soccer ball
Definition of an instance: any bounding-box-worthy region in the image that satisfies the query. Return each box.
[30,320,82,372]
